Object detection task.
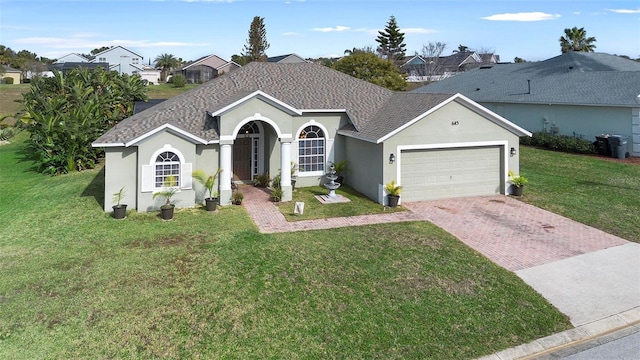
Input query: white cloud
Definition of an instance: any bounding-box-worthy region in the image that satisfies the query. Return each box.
[482,12,560,21]
[607,8,640,14]
[312,26,350,32]
[15,37,208,49]
[402,28,438,35]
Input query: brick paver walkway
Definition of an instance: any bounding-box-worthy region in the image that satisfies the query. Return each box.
[240,185,628,271]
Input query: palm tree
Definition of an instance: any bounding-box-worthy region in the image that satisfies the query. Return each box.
[559,27,597,53]
[453,44,470,53]
[154,53,180,82]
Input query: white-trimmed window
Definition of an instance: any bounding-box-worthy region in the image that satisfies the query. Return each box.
[298,125,325,173]
[154,151,180,188]
[141,145,192,192]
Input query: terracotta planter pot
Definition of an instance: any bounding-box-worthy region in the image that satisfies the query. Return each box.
[112,205,127,219]
[205,197,218,211]
[160,204,175,220]
[387,195,400,207]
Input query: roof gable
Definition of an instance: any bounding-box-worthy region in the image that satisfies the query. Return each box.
[91,46,144,60]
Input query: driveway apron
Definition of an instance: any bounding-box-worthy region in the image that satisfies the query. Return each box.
[403,196,639,327]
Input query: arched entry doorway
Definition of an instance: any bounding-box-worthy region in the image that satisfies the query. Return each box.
[233,121,262,182]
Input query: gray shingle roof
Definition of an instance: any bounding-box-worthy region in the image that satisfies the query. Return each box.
[412,52,640,107]
[95,62,458,145]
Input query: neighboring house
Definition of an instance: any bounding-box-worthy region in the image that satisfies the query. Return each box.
[90,46,145,75]
[55,53,89,63]
[49,62,110,74]
[413,52,640,156]
[132,64,161,85]
[267,54,309,64]
[1,66,22,84]
[92,62,530,213]
[173,54,240,84]
[402,51,498,82]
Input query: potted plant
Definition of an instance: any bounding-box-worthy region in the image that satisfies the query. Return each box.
[254,172,270,188]
[192,168,222,211]
[153,176,178,220]
[232,191,244,205]
[384,180,403,207]
[331,160,349,185]
[112,186,127,219]
[508,170,528,196]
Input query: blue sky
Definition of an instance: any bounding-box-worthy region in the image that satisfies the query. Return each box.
[1,0,638,64]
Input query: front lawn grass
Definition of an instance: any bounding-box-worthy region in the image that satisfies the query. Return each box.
[519,146,640,242]
[0,137,571,359]
[276,185,405,221]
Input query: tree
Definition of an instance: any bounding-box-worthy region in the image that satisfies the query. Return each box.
[376,15,406,66]
[344,46,375,56]
[420,41,447,80]
[560,27,597,53]
[20,67,148,174]
[331,51,407,91]
[514,57,527,63]
[243,16,270,62]
[231,54,251,66]
[154,53,180,82]
[453,44,470,53]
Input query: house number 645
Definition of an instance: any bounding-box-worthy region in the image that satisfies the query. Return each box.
[451,121,459,126]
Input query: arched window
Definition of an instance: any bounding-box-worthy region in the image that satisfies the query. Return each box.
[298,125,325,173]
[155,151,180,188]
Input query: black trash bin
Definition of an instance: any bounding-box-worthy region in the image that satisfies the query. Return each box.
[595,134,610,156]
[609,135,628,159]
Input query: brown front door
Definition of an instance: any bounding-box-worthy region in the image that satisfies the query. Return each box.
[233,138,252,181]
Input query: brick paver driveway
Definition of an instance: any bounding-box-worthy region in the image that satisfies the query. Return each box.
[402,196,628,271]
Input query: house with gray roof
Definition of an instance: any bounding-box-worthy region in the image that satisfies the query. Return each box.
[173,54,240,84]
[267,54,309,64]
[93,62,529,212]
[413,52,640,156]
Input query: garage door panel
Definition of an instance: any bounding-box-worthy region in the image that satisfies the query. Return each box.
[401,147,502,201]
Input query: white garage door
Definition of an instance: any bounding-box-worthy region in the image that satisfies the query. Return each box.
[400,146,502,202]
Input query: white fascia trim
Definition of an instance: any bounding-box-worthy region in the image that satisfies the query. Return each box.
[92,142,125,148]
[376,93,531,144]
[395,140,510,193]
[299,109,347,113]
[125,123,208,147]
[209,90,302,117]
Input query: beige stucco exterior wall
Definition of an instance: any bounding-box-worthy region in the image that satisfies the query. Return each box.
[2,71,21,84]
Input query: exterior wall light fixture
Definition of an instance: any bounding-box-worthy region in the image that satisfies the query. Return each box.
[510,147,517,157]
[389,153,395,164]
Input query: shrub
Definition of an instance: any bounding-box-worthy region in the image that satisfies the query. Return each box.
[0,127,16,141]
[170,74,186,88]
[254,172,270,188]
[520,132,596,154]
